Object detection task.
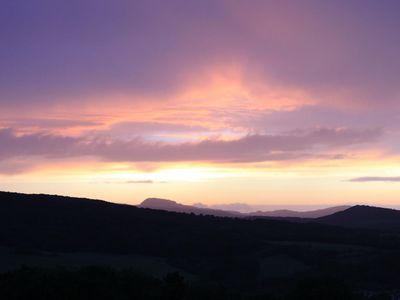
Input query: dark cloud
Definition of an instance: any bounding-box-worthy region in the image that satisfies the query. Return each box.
[348,177,400,182]
[0,127,383,163]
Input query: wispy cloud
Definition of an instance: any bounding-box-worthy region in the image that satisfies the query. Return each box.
[348,176,400,182]
[103,180,166,184]
[125,180,155,184]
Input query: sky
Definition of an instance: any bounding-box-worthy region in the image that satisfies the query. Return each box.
[1,0,400,208]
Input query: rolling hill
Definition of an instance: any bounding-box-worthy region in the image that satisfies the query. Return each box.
[0,191,392,256]
[2,191,400,297]
[317,205,400,230]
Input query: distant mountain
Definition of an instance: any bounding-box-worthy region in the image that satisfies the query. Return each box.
[194,202,346,214]
[196,202,254,213]
[249,206,351,218]
[139,198,240,217]
[317,205,400,230]
[142,198,349,218]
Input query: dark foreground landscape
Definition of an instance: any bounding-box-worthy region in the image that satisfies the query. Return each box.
[1,191,400,299]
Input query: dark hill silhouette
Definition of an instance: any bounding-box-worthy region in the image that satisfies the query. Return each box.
[317,205,400,230]
[140,198,349,218]
[0,191,394,257]
[2,191,400,297]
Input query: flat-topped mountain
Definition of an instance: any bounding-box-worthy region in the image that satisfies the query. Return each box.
[140,198,179,209]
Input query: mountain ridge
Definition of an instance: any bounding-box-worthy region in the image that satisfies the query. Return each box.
[139,197,350,218]
[139,198,240,217]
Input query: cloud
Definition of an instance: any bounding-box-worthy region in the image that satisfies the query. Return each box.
[0,160,35,175]
[233,105,400,133]
[125,180,167,184]
[109,122,208,135]
[103,180,166,184]
[1,118,102,130]
[125,180,155,184]
[348,177,400,182]
[0,127,383,163]
[1,0,400,111]
[0,128,79,160]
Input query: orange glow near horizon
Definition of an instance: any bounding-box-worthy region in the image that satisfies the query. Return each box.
[2,150,400,208]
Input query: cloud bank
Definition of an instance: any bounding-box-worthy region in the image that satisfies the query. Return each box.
[0,127,382,163]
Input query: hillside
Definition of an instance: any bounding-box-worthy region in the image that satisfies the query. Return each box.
[0,191,372,256]
[2,191,400,297]
[317,205,400,230]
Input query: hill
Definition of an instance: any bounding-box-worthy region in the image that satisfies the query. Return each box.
[1,191,398,255]
[2,191,400,297]
[0,191,371,257]
[317,205,400,230]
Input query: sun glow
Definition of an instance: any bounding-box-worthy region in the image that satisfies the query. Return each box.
[97,166,244,183]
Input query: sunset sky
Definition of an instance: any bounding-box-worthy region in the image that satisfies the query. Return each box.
[2,0,400,208]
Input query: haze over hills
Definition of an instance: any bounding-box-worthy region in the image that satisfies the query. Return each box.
[140,198,350,218]
[139,198,240,217]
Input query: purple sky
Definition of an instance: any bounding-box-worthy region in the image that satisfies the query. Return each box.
[1,0,400,206]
